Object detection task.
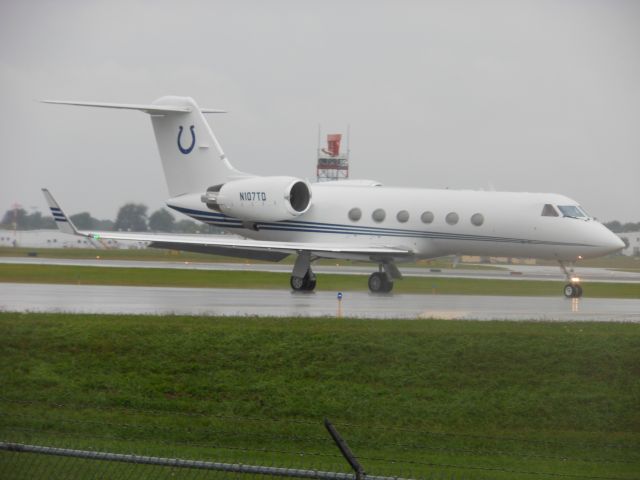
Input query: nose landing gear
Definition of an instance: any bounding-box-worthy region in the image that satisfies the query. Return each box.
[563,283,583,298]
[559,261,583,298]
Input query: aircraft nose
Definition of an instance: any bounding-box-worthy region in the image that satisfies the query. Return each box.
[601,228,625,254]
[608,233,626,252]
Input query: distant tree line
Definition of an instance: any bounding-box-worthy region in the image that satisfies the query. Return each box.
[0,204,221,234]
[0,209,55,230]
[603,221,640,233]
[3,204,637,235]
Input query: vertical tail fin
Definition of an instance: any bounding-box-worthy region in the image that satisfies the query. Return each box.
[149,96,247,197]
[42,96,250,197]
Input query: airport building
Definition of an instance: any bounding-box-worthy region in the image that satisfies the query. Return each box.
[618,231,640,256]
[0,229,147,249]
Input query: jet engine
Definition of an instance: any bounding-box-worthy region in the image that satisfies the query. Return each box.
[202,176,312,222]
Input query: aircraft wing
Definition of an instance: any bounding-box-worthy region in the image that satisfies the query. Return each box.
[42,189,412,262]
[77,230,410,260]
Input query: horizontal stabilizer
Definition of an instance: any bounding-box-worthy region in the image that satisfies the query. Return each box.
[41,100,226,115]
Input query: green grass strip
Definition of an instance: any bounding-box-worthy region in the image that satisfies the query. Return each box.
[0,313,639,479]
[1,263,639,298]
[0,246,502,270]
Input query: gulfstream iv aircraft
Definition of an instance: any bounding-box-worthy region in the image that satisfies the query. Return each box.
[43,96,624,297]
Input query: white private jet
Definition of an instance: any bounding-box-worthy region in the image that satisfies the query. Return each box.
[42,96,624,297]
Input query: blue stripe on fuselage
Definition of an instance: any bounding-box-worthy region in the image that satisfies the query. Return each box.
[167,205,594,248]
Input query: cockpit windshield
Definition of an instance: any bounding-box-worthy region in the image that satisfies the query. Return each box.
[557,205,590,219]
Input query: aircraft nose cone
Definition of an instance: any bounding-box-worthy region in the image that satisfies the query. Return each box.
[608,233,626,253]
[597,226,625,254]
[579,224,625,259]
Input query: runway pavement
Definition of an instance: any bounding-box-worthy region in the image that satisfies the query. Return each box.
[2,257,640,283]
[1,282,638,321]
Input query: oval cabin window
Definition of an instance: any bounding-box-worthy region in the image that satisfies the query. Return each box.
[446,212,459,225]
[372,209,386,223]
[471,213,484,226]
[396,210,409,223]
[348,208,362,221]
[421,211,434,224]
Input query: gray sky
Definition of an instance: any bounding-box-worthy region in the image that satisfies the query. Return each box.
[1,0,639,222]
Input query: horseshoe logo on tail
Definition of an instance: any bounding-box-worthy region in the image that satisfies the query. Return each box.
[177,125,196,154]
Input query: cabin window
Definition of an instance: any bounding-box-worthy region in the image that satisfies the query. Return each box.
[471,213,484,226]
[348,208,362,221]
[372,208,386,222]
[421,211,434,224]
[446,212,459,225]
[396,210,410,223]
[541,204,559,217]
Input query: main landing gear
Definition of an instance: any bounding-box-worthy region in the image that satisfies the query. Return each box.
[559,261,583,298]
[368,271,393,293]
[289,253,403,294]
[290,251,317,292]
[368,262,402,294]
[290,270,316,292]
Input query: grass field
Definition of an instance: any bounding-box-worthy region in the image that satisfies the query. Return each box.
[1,263,639,298]
[539,255,640,271]
[4,244,639,278]
[1,313,639,479]
[0,246,502,270]
[5,245,640,271]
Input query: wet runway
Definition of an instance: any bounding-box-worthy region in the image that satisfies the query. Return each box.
[2,257,640,283]
[1,283,638,321]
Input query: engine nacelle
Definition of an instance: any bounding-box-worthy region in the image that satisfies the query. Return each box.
[202,176,312,222]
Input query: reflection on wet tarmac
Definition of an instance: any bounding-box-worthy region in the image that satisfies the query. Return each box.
[1,283,639,322]
[571,298,580,313]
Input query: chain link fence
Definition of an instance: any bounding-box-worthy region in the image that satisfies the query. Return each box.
[1,398,638,479]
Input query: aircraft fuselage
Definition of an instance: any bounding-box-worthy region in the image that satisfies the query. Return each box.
[167,184,622,263]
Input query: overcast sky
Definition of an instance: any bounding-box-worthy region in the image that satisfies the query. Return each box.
[1,0,639,223]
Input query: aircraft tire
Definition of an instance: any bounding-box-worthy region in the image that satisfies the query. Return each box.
[291,271,316,292]
[563,283,582,298]
[304,278,317,291]
[291,275,305,291]
[368,272,384,293]
[369,272,392,293]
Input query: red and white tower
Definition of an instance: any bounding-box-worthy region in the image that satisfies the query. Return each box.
[316,130,349,182]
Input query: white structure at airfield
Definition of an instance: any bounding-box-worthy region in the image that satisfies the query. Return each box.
[0,229,146,249]
[618,231,640,257]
